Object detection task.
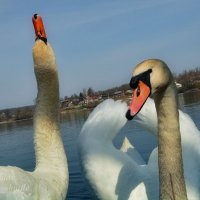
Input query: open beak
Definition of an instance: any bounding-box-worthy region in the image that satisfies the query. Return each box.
[126,80,151,120]
[32,14,47,44]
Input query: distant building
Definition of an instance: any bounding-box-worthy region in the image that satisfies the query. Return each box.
[175,81,182,89]
[114,91,122,97]
[125,90,133,96]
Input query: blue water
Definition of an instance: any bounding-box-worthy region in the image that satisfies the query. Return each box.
[0,100,199,200]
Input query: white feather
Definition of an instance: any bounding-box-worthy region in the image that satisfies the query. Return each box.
[79,98,200,200]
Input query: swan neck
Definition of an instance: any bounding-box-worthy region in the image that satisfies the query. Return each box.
[154,83,188,200]
[34,63,67,176]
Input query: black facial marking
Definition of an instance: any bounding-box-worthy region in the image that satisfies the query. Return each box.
[129,76,139,89]
[129,69,152,90]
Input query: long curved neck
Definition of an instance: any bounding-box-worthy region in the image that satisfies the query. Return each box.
[154,83,188,200]
[33,49,67,177]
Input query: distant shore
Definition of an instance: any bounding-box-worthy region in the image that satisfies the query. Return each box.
[0,95,132,125]
[0,117,33,125]
[1,86,200,126]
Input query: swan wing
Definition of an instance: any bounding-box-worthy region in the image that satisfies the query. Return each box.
[79,99,152,200]
[0,166,37,200]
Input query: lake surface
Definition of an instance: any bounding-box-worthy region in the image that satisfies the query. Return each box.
[0,92,200,200]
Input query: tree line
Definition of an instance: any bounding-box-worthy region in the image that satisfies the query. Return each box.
[174,67,200,92]
[1,67,200,123]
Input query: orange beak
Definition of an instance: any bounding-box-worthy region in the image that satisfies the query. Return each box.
[126,81,151,120]
[32,14,47,43]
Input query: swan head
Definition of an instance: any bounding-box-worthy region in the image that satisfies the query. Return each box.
[32,14,57,83]
[126,59,173,120]
[32,40,56,72]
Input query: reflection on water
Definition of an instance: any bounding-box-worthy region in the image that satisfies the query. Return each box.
[0,120,35,171]
[0,93,199,200]
[60,110,97,199]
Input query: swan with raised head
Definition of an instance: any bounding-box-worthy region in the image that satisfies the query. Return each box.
[0,14,68,200]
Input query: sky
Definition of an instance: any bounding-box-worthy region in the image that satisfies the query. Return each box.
[0,0,200,109]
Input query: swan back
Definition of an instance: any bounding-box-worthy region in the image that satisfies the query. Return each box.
[80,99,128,142]
[79,99,159,200]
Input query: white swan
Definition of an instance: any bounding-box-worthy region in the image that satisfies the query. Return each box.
[0,14,68,199]
[126,59,188,200]
[79,59,199,200]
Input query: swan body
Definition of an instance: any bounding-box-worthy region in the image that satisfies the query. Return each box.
[0,16,68,200]
[79,98,200,200]
[79,99,158,200]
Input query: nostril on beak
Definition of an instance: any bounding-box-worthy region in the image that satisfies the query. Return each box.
[136,86,141,97]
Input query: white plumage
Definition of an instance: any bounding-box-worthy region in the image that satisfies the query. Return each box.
[79,97,200,200]
[0,40,68,199]
[79,99,158,200]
